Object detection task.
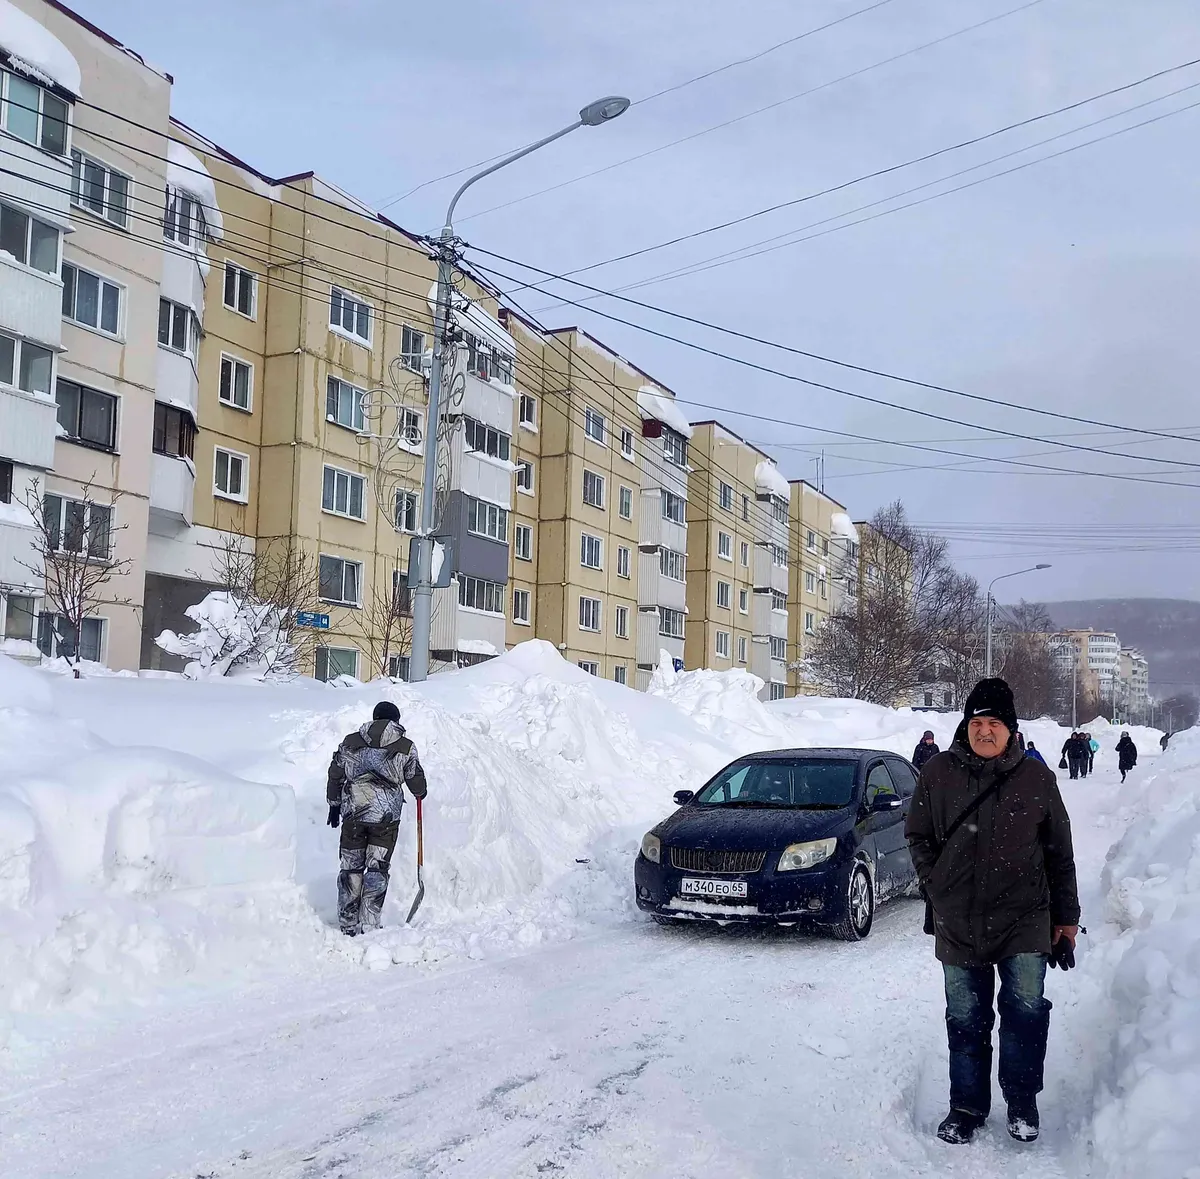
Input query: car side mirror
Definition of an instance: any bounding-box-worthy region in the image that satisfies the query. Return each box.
[869,794,903,813]
[673,790,695,806]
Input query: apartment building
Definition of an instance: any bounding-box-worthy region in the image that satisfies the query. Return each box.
[1118,647,1150,723]
[1050,628,1122,707]
[685,422,791,698]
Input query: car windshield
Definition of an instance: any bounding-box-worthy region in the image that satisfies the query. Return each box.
[693,759,858,808]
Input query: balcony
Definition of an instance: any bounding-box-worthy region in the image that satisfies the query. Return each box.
[752,592,788,639]
[637,607,684,668]
[0,511,40,593]
[429,583,505,662]
[639,490,687,551]
[458,446,514,510]
[156,346,200,420]
[753,544,789,593]
[0,388,57,470]
[460,369,514,431]
[160,247,207,315]
[637,550,686,612]
[149,453,195,526]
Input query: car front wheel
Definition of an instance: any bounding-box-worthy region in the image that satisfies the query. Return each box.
[832,865,874,941]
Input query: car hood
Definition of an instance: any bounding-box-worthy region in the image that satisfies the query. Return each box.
[657,805,852,850]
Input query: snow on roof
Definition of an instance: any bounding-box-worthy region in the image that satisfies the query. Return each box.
[0,0,81,95]
[637,387,693,439]
[830,512,859,542]
[427,284,515,357]
[457,638,499,657]
[754,460,789,500]
[309,175,377,220]
[167,140,224,241]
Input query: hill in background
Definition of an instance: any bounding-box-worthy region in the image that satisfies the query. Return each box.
[1039,598,1200,698]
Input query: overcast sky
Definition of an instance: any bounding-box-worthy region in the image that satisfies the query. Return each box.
[74,0,1200,602]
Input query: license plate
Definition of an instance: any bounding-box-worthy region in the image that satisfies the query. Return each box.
[680,877,748,898]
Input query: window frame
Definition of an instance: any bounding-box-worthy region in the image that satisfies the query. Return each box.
[739,588,749,614]
[805,570,817,595]
[662,427,688,468]
[514,522,533,562]
[67,148,131,228]
[152,400,195,460]
[326,375,366,432]
[0,330,53,397]
[315,645,359,682]
[0,197,60,275]
[163,185,207,247]
[770,635,787,661]
[615,604,629,639]
[329,284,372,345]
[717,530,732,561]
[737,635,748,664]
[659,547,685,582]
[516,459,534,495]
[716,580,732,610]
[618,485,633,520]
[804,611,816,635]
[37,614,106,663]
[157,297,198,358]
[463,416,511,463]
[584,407,606,445]
[318,554,363,607]
[394,488,419,533]
[512,587,531,626]
[458,574,505,615]
[0,459,12,505]
[42,493,113,561]
[2,69,69,155]
[218,352,254,412]
[61,260,123,337]
[661,489,685,525]
[582,468,605,510]
[213,445,250,503]
[741,540,750,567]
[222,260,257,320]
[772,589,788,612]
[580,531,604,570]
[658,606,685,639]
[578,660,599,677]
[578,595,602,633]
[716,630,731,659]
[321,464,367,521]
[519,393,538,431]
[54,377,118,452]
[620,427,635,460]
[400,324,426,372]
[467,496,508,543]
[617,545,631,579]
[718,481,733,511]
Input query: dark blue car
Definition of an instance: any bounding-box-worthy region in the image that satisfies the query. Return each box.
[634,748,919,940]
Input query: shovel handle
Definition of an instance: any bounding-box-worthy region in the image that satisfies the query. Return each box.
[415,796,423,871]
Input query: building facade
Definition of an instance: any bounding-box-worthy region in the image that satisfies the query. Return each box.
[1117,646,1149,724]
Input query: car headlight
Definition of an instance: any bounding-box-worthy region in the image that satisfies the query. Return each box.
[777,838,837,872]
[640,833,662,863]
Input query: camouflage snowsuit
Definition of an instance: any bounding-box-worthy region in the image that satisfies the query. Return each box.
[327,718,427,933]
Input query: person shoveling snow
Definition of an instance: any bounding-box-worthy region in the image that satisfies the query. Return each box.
[326,701,427,936]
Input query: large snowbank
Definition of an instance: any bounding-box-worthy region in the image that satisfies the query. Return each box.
[830,511,859,542]
[0,0,81,94]
[754,459,790,501]
[1089,727,1200,1179]
[167,140,224,241]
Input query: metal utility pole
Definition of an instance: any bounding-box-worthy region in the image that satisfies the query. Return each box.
[984,564,1051,678]
[407,96,630,682]
[1072,657,1077,728]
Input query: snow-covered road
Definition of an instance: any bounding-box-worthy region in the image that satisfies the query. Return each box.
[0,772,1120,1179]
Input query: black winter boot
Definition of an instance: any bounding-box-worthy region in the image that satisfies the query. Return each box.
[937,1109,985,1144]
[1006,1097,1039,1142]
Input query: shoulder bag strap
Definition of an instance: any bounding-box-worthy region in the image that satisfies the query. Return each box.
[934,764,1021,864]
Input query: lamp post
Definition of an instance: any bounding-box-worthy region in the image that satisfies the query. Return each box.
[984,564,1051,678]
[407,96,630,682]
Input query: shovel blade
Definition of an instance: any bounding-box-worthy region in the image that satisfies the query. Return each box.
[405,880,425,924]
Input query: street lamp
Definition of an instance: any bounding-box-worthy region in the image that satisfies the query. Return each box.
[984,564,1051,678]
[408,96,630,683]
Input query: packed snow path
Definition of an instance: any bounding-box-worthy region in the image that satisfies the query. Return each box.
[0,771,1118,1179]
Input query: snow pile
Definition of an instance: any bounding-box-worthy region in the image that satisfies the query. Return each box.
[754,459,790,501]
[1090,727,1200,1179]
[0,0,81,94]
[166,140,224,241]
[155,590,297,679]
[830,512,859,542]
[637,386,693,438]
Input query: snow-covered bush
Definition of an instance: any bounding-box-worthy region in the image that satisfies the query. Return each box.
[155,590,299,680]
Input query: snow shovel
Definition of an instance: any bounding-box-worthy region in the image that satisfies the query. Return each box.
[405,797,424,924]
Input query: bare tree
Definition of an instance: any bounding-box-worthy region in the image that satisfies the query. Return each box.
[348,567,415,680]
[994,601,1071,720]
[18,477,133,678]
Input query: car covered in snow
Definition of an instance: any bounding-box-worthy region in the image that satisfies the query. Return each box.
[634,748,919,940]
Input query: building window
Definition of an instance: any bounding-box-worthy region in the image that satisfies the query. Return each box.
[924,692,934,708]
[55,379,116,451]
[394,488,418,533]
[153,402,195,460]
[580,532,603,570]
[769,683,787,702]
[61,262,120,335]
[614,664,627,685]
[467,496,508,543]
[659,607,685,639]
[717,531,732,561]
[1,199,58,274]
[464,332,513,384]
[219,355,252,411]
[516,460,534,494]
[0,331,52,396]
[662,428,688,468]
[578,660,599,676]
[771,497,788,525]
[620,428,635,459]
[804,611,816,635]
[742,494,750,522]
[388,653,410,681]
[615,605,629,638]
[322,466,366,520]
[515,523,533,561]
[661,490,685,524]
[943,690,952,707]
[37,616,104,663]
[822,537,829,555]
[716,630,730,659]
[770,636,787,661]
[315,646,358,682]
[0,459,11,505]
[739,588,749,613]
[2,593,35,641]
[163,186,207,245]
[741,541,749,567]
[737,636,748,664]
[806,529,817,551]
[2,70,68,154]
[617,545,631,579]
[659,548,685,582]
[512,588,531,625]
[326,376,365,432]
[401,325,425,372]
[618,485,633,520]
[394,408,422,451]
[223,262,256,318]
[157,298,196,356]
[805,571,816,594]
[769,590,786,612]
[820,578,827,600]
[318,555,361,606]
[330,285,371,342]
[43,494,111,560]
[718,482,733,511]
[717,581,731,609]
[584,407,606,444]
[583,469,605,509]
[772,544,788,569]
[463,416,511,462]
[214,447,249,502]
[459,575,504,614]
[579,596,602,632]
[519,393,537,429]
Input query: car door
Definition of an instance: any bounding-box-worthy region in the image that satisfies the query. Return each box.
[862,761,905,894]
[883,759,919,889]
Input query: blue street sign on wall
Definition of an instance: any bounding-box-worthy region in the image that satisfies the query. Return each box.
[673,658,685,672]
[296,612,330,630]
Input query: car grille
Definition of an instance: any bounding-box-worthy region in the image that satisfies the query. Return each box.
[669,847,767,874]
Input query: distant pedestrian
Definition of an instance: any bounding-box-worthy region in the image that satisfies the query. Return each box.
[1116,732,1138,783]
[1087,735,1099,774]
[1061,733,1088,780]
[912,730,941,771]
[1025,742,1046,765]
[1160,731,1171,752]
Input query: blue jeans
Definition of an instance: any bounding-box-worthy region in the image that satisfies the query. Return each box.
[943,954,1051,1117]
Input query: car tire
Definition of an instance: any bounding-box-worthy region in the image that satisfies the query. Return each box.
[651,914,677,927]
[832,865,874,942]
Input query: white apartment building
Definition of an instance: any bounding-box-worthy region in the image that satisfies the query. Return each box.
[749,459,790,700]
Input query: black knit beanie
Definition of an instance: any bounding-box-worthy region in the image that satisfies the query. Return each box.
[372,700,401,723]
[962,677,1018,734]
